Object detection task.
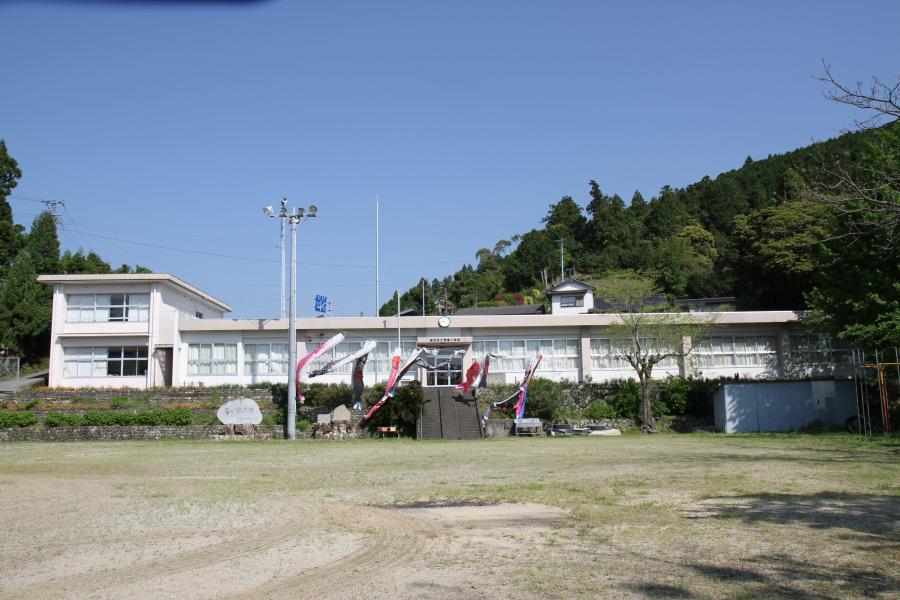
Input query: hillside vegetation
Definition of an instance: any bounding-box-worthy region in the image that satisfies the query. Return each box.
[383,123,900,349]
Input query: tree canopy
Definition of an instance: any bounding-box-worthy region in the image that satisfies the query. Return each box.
[380,121,900,350]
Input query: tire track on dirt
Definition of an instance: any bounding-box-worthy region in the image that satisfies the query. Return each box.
[9,511,312,599]
[232,506,438,600]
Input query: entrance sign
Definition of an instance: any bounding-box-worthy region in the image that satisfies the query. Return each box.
[216,398,263,425]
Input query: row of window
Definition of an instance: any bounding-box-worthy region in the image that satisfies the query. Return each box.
[67,294,150,323]
[63,347,149,377]
[60,334,853,379]
[692,335,778,368]
[187,340,423,377]
[471,339,581,371]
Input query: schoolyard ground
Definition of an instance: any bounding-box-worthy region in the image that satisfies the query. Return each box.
[0,434,897,599]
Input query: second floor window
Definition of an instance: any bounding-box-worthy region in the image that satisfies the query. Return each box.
[67,293,150,323]
[560,295,583,308]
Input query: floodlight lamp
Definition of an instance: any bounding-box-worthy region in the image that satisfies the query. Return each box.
[307,204,318,217]
[296,207,305,218]
[263,206,274,217]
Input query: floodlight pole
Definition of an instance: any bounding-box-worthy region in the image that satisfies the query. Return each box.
[279,197,287,319]
[286,204,317,441]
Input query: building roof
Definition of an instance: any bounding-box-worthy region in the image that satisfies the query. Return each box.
[37,273,232,312]
[675,296,737,308]
[593,292,669,313]
[177,310,801,332]
[454,304,547,316]
[547,279,595,294]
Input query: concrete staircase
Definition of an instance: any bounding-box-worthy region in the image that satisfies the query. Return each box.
[417,388,483,440]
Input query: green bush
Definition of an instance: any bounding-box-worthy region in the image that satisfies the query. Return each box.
[518,378,571,421]
[363,380,423,437]
[43,409,192,427]
[0,412,38,428]
[582,399,618,420]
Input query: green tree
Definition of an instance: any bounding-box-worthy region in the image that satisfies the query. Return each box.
[25,212,61,275]
[0,252,50,358]
[651,224,719,298]
[0,140,24,275]
[599,278,718,433]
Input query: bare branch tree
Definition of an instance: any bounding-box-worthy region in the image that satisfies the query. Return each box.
[816,61,900,129]
[806,63,900,254]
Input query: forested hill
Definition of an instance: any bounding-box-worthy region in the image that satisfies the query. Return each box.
[381,122,899,319]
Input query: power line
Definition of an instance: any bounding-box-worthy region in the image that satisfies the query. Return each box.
[6,194,46,203]
[59,227,374,268]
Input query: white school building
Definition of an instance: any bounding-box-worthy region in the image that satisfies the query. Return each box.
[37,274,851,390]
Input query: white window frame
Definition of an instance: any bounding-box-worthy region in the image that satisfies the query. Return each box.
[244,343,289,375]
[590,337,677,369]
[63,346,148,377]
[472,338,580,372]
[187,343,238,375]
[66,293,150,323]
[692,335,778,368]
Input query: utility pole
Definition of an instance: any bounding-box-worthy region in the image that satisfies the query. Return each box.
[375,195,380,317]
[285,203,318,441]
[41,199,64,226]
[557,238,565,281]
[396,290,401,353]
[421,279,425,317]
[279,197,287,319]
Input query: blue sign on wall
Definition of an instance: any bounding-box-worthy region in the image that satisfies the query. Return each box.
[314,294,327,313]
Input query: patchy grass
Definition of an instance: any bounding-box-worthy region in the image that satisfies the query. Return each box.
[0,434,897,599]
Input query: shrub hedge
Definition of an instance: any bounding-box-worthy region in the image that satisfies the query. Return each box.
[0,412,38,428]
[43,409,192,428]
[481,376,721,422]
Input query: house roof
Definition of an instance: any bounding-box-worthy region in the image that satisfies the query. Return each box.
[547,279,595,294]
[36,273,232,312]
[454,304,546,316]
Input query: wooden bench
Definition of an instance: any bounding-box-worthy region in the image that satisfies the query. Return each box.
[377,426,398,438]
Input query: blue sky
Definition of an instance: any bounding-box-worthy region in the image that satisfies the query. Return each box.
[2,0,898,318]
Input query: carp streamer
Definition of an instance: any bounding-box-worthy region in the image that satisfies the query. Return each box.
[309,339,376,378]
[295,333,345,404]
[364,347,425,420]
[482,353,542,421]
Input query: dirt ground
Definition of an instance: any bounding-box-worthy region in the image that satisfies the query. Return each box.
[0,434,897,599]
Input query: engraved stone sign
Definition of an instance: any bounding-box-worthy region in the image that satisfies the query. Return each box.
[216,398,263,425]
[331,404,352,422]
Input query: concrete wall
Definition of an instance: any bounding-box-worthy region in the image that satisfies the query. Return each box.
[714,380,857,433]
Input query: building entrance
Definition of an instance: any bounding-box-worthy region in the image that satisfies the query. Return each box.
[423,346,465,387]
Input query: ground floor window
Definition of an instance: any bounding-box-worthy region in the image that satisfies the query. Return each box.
[590,338,677,369]
[304,339,417,380]
[472,338,580,372]
[244,343,289,375]
[789,334,852,364]
[187,343,238,375]
[692,335,778,368]
[63,346,148,377]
